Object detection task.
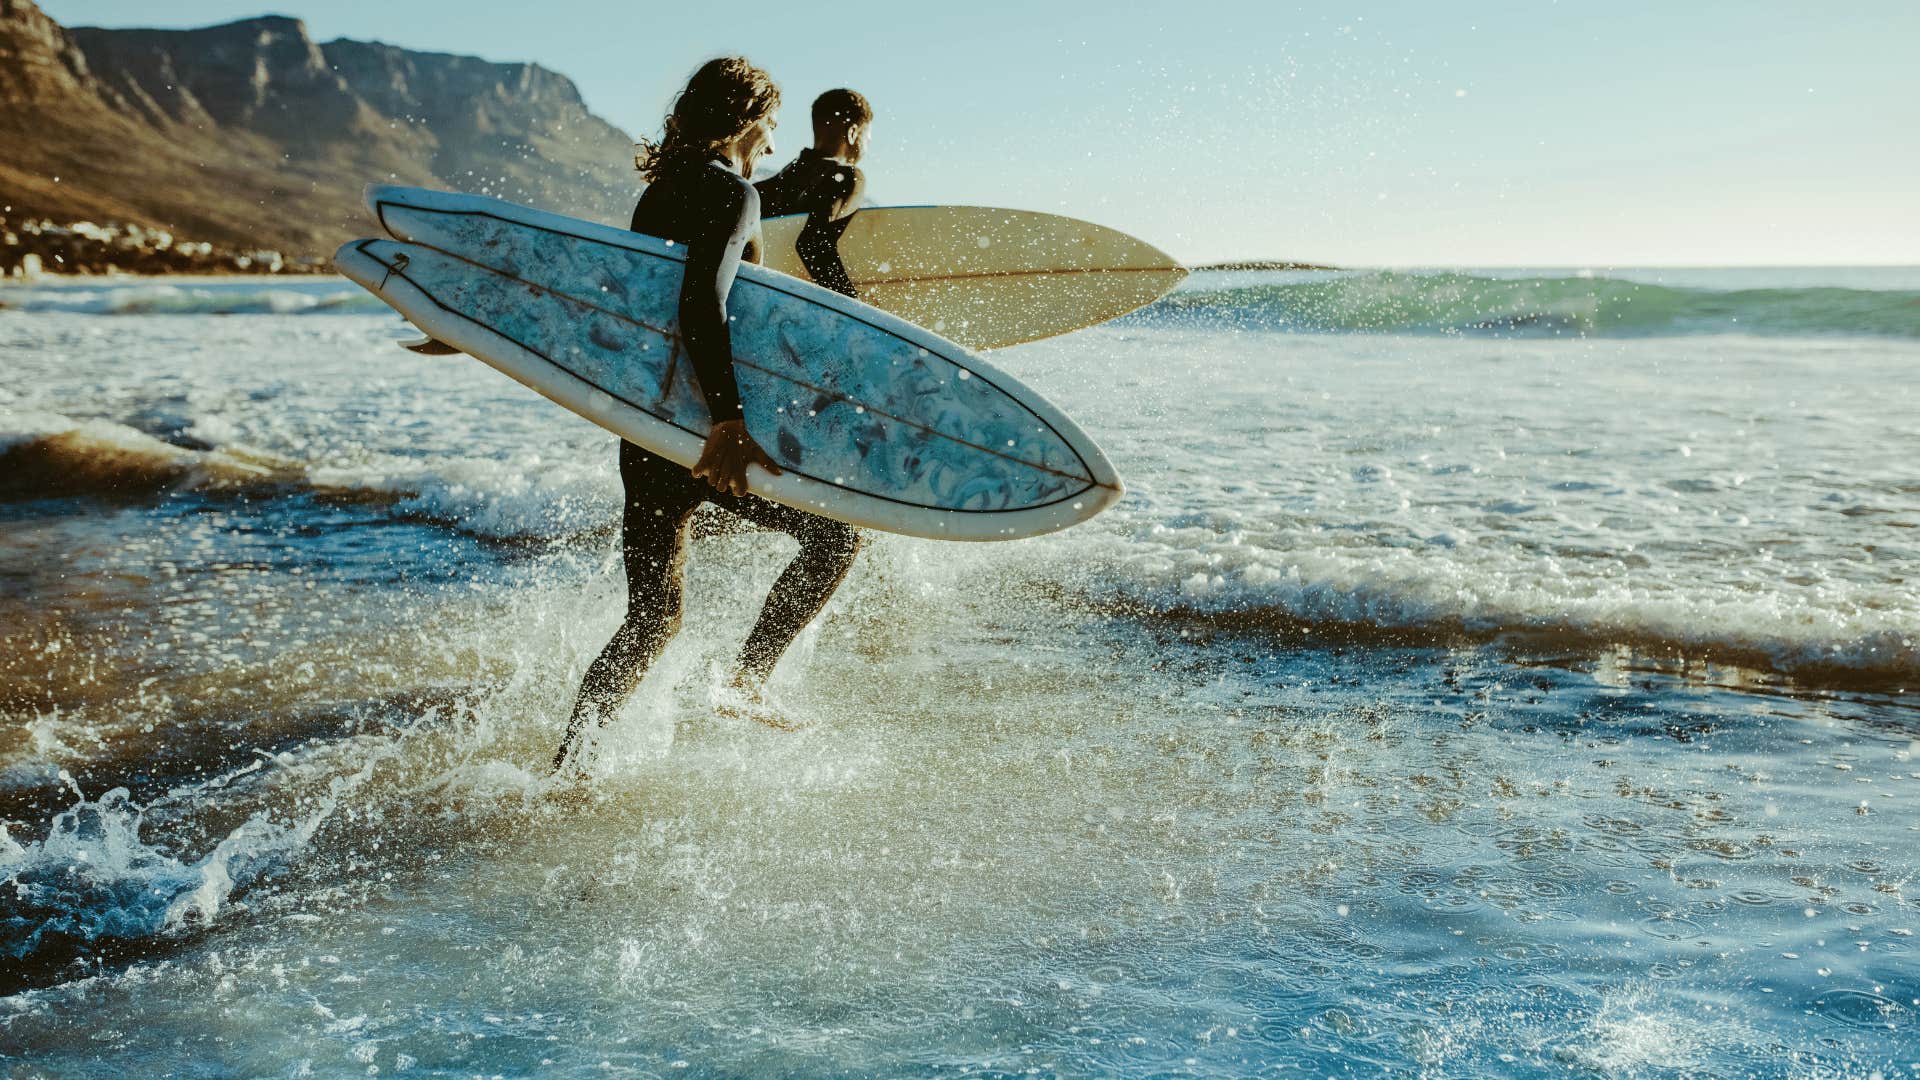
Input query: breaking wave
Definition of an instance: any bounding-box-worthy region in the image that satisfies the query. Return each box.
[0,410,615,541]
[1052,522,1920,688]
[1143,271,1920,339]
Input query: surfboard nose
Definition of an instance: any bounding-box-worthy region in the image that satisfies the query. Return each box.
[331,238,377,288]
[332,237,411,296]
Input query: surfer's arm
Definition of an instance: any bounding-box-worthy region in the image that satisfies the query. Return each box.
[678,179,757,423]
[681,173,782,496]
[796,164,864,299]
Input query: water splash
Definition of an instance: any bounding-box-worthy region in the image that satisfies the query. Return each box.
[1,761,370,976]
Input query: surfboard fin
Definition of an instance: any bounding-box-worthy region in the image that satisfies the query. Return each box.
[400,335,463,356]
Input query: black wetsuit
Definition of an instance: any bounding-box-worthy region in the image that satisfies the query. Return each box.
[754,147,865,298]
[559,157,860,756]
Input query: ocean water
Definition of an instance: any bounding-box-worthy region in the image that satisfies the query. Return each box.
[1,268,1917,1077]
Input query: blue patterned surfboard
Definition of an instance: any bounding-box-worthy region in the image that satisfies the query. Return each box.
[333,186,1122,541]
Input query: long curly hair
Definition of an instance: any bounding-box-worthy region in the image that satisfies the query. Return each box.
[635,57,781,183]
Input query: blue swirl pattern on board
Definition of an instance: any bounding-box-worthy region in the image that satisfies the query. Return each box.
[367,207,1093,515]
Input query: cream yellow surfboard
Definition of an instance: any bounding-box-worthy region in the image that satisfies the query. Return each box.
[760,206,1186,350]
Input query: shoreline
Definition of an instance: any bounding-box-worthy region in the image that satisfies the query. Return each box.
[4,261,334,282]
[3,216,330,281]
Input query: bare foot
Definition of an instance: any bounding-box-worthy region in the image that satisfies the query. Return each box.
[543,769,596,809]
[714,675,805,732]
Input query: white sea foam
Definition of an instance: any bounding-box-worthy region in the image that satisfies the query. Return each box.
[306,449,618,540]
[1041,516,1920,677]
[0,407,82,452]
[0,282,384,316]
[992,323,1920,681]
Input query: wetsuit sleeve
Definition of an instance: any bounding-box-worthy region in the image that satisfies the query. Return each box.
[796,164,864,299]
[679,179,757,423]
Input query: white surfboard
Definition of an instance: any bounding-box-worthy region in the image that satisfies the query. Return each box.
[760,205,1187,350]
[336,185,1122,542]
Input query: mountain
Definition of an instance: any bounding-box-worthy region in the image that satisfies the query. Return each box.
[0,1,638,259]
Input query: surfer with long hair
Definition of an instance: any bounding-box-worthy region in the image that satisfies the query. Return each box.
[553,57,861,772]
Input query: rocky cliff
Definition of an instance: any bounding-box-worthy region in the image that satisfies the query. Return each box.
[0,0,637,260]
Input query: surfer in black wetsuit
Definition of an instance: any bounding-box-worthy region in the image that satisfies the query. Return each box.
[554,58,860,772]
[753,89,873,298]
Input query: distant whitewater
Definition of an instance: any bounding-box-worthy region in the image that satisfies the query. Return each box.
[0,281,388,316]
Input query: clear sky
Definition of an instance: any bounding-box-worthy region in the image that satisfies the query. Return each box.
[45,0,1920,266]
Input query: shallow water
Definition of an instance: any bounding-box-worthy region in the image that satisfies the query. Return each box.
[2,270,1917,1076]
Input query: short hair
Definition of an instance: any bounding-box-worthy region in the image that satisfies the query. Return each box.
[811,89,872,132]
